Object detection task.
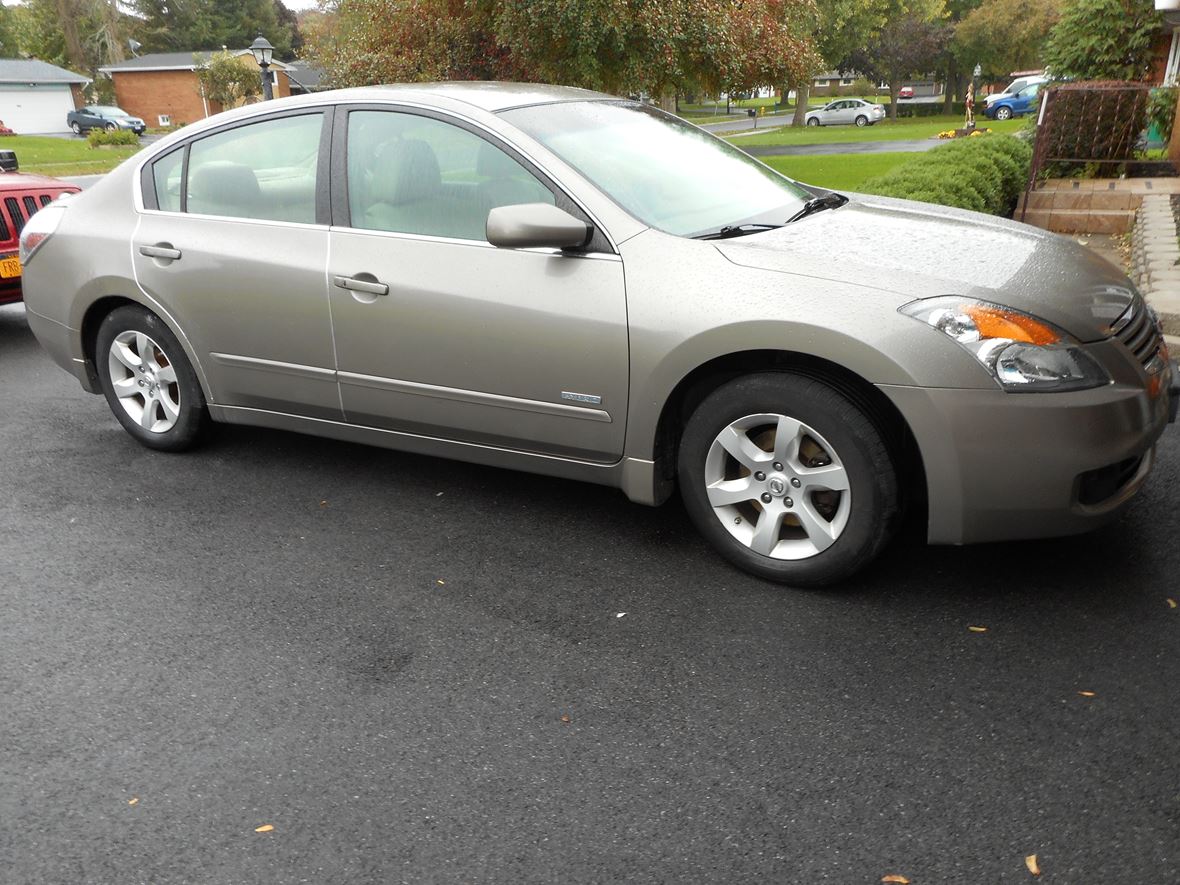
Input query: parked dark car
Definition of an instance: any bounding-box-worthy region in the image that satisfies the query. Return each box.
[67,106,146,135]
[0,156,80,305]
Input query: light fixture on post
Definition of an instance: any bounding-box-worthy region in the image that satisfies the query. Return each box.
[249,34,275,101]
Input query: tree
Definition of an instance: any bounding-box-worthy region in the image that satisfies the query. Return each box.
[307,0,822,110]
[1042,0,1160,81]
[953,0,1060,84]
[846,0,951,119]
[195,50,262,111]
[132,0,298,59]
[10,0,134,88]
[0,4,18,58]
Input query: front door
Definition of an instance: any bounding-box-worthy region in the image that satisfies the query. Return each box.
[327,106,629,463]
[132,111,339,418]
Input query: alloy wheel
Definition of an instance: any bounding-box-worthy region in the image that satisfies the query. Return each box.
[106,330,182,433]
[703,413,851,560]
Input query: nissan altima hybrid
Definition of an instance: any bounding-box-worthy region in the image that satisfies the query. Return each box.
[19,83,1178,585]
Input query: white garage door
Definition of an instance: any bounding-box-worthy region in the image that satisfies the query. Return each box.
[0,86,76,134]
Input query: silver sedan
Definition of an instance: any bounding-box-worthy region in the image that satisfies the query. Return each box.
[805,98,887,127]
[19,84,1177,585]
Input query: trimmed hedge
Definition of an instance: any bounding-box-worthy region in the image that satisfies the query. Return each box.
[860,134,1033,216]
[87,127,139,147]
[881,101,967,118]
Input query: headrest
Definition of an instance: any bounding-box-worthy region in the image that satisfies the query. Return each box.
[373,139,441,205]
[188,162,261,211]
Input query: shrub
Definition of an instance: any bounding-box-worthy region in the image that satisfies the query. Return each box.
[87,127,140,148]
[860,134,1032,216]
[1147,87,1178,145]
[882,101,967,118]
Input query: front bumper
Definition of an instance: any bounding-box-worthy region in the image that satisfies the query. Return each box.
[881,366,1173,545]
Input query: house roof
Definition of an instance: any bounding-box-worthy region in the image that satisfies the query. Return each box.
[0,58,89,85]
[99,51,289,74]
[284,60,324,91]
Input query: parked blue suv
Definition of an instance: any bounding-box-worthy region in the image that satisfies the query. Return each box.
[984,82,1045,121]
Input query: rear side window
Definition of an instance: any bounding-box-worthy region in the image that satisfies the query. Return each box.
[152,148,183,212]
[147,112,323,223]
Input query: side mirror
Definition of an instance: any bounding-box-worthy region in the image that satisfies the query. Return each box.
[486,203,592,250]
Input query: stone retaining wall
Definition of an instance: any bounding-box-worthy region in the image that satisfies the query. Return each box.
[1129,194,1180,336]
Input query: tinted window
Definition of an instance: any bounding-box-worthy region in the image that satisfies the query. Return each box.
[152,148,184,212]
[346,110,554,241]
[185,113,322,223]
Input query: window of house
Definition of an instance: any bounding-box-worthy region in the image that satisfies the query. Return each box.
[345,110,554,241]
[814,79,830,87]
[183,112,323,223]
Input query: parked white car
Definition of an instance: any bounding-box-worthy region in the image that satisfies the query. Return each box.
[805,99,886,127]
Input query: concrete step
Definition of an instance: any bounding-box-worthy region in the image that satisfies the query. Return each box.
[1020,207,1134,234]
[1019,190,1141,212]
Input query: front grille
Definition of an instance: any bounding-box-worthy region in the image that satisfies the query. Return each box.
[3,197,24,236]
[1110,297,1164,369]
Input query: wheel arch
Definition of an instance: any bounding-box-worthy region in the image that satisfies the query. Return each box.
[78,293,213,401]
[648,349,926,516]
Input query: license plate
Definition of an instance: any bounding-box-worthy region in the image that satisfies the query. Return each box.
[0,256,19,279]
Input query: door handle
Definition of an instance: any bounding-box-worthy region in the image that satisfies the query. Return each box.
[139,244,182,260]
[333,275,389,296]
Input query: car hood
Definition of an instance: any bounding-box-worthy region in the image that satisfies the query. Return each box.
[985,92,1013,104]
[713,194,1134,342]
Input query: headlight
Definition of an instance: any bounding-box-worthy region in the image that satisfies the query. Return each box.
[900,296,1109,392]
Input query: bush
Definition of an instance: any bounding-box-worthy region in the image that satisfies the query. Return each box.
[87,127,139,147]
[882,101,967,118]
[860,134,1032,216]
[1147,87,1178,144]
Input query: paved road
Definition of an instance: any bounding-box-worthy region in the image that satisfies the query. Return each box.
[742,139,939,157]
[2,301,1179,883]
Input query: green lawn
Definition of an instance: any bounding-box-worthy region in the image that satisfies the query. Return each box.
[1,135,143,176]
[731,115,1023,147]
[760,152,916,192]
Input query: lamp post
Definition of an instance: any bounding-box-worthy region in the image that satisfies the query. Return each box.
[249,35,275,101]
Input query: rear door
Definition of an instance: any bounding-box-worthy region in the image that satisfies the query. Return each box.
[133,109,339,418]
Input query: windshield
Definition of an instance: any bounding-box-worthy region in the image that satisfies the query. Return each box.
[95,106,129,117]
[500,101,809,237]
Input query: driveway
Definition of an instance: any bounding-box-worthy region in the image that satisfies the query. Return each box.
[2,301,1178,883]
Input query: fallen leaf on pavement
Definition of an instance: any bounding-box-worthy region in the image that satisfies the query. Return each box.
[968,625,987,633]
[616,612,627,619]
[319,500,328,507]
[881,876,910,884]
[254,824,274,833]
[560,714,571,724]
[1078,690,1096,698]
[1025,854,1041,876]
[1168,598,1177,609]
[436,579,445,585]
[128,797,139,806]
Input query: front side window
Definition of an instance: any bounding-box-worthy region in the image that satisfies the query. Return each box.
[184,113,322,223]
[346,110,554,241]
[502,101,809,237]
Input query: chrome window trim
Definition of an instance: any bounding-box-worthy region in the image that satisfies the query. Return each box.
[137,207,331,232]
[132,96,622,254]
[326,222,623,261]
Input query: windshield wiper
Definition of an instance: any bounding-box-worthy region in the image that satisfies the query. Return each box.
[786,192,849,224]
[692,223,784,240]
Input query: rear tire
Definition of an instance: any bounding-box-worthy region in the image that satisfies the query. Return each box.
[855,115,868,127]
[678,373,900,586]
[95,306,210,452]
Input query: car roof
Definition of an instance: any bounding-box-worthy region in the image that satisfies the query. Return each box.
[312,82,619,113]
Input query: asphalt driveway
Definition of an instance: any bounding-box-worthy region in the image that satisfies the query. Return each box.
[2,302,1178,884]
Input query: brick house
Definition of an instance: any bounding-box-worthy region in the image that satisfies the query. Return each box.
[98,51,293,128]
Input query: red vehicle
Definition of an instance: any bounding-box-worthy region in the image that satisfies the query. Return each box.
[0,166,80,305]
[898,86,915,100]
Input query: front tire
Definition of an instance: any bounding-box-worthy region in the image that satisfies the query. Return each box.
[105,122,116,131]
[70,121,82,135]
[806,117,820,127]
[95,306,210,452]
[678,373,900,586]
[995,106,1012,121]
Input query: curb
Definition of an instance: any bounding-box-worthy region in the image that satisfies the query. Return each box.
[1129,194,1180,336]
